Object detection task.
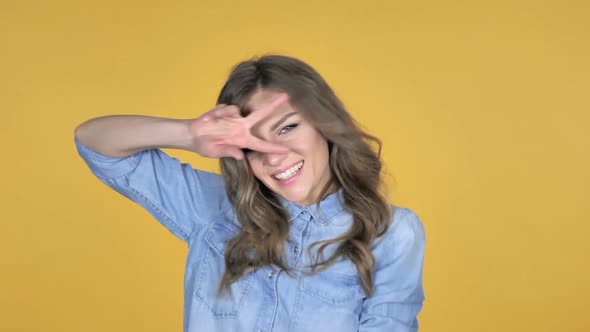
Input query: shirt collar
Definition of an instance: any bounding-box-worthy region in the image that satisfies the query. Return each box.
[280,189,346,225]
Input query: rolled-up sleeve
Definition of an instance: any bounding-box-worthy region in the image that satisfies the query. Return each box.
[359,208,426,331]
[74,138,229,242]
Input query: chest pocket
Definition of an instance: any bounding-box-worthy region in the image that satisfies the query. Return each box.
[193,222,253,319]
[292,262,366,332]
[301,271,365,304]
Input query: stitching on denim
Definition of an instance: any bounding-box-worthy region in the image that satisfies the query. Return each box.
[383,207,412,250]
[236,270,253,307]
[124,152,141,173]
[79,142,144,180]
[192,224,254,319]
[186,202,232,243]
[290,282,303,331]
[300,277,364,304]
[126,180,189,241]
[193,242,238,318]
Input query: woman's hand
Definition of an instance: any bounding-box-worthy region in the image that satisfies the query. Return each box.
[189,94,289,160]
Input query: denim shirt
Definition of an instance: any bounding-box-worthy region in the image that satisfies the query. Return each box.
[75,138,426,332]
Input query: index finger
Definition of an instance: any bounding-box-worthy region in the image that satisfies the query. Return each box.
[244,93,289,125]
[247,136,289,154]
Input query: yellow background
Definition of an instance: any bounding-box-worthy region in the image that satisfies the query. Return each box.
[1,0,589,331]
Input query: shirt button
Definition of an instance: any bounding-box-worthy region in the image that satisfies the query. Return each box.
[293,246,299,253]
[268,271,274,279]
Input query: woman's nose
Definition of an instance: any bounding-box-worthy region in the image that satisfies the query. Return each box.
[263,150,288,167]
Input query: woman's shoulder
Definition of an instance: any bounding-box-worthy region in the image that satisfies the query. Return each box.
[378,205,426,250]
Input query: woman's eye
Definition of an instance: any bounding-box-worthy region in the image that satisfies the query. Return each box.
[279,123,298,135]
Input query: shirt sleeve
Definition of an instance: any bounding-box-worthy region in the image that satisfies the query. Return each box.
[74,137,230,242]
[358,207,426,332]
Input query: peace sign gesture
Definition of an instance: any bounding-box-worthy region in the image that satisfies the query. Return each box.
[189,93,289,160]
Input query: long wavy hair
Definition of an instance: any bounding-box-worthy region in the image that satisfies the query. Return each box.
[217,55,392,296]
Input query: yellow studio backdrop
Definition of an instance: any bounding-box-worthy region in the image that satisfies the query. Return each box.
[1,0,588,331]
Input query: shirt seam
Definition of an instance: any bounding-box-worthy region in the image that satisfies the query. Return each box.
[75,137,144,180]
[382,207,413,250]
[125,177,190,241]
[186,201,233,243]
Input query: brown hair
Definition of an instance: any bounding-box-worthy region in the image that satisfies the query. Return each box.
[217,54,392,296]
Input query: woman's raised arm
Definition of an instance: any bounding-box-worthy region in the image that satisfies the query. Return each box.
[74,115,193,158]
[74,93,289,159]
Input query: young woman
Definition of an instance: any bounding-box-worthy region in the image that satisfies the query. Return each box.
[75,55,426,332]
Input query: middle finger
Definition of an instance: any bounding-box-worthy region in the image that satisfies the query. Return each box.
[245,93,289,125]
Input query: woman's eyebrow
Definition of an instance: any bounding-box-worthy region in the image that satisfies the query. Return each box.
[270,112,297,131]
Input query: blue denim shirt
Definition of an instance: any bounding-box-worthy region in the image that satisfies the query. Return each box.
[75,138,426,332]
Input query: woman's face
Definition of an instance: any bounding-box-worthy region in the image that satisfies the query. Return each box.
[244,89,332,206]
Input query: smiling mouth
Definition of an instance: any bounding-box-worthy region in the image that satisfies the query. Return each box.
[273,161,304,180]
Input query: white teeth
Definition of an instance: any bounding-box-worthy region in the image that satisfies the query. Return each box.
[274,161,304,180]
